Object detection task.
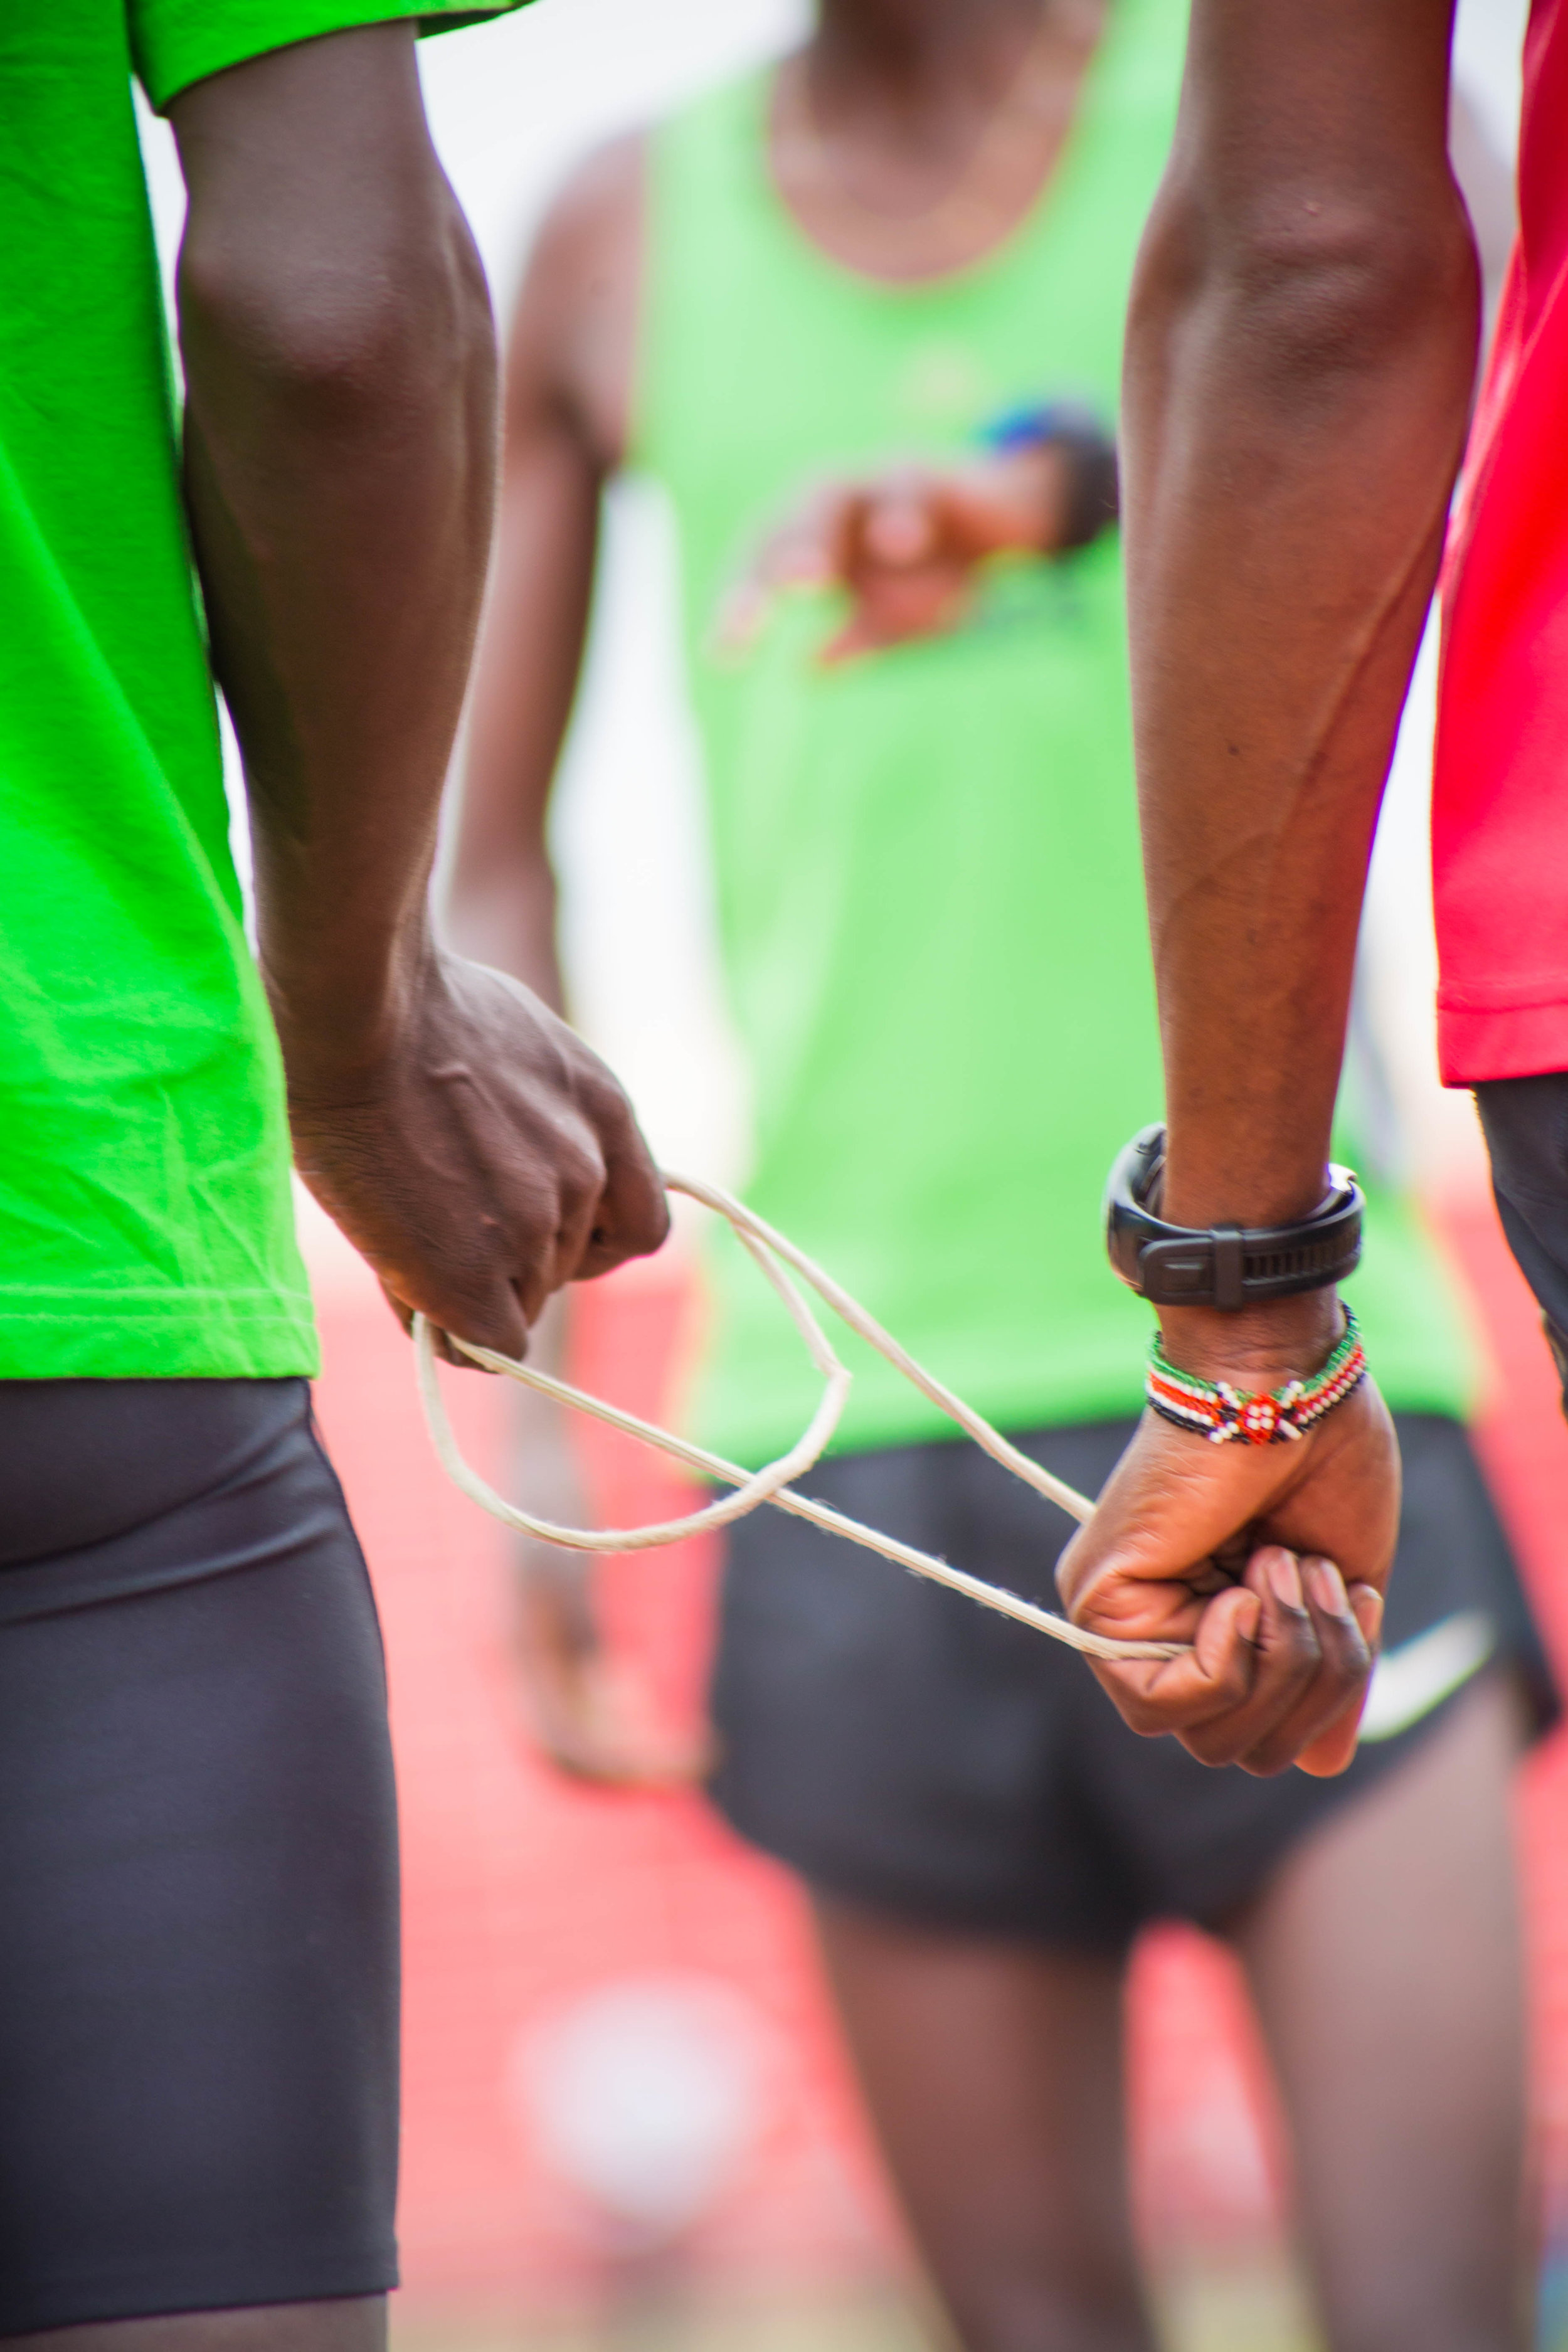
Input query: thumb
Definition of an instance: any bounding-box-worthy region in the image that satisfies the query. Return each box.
[1195,1579,1263,1668]
[1083,1572,1263,1738]
[1057,1414,1300,1624]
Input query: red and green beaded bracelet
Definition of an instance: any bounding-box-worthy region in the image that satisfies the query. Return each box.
[1146,1310,1366,1446]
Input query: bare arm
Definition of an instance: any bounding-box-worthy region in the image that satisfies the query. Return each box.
[442,139,695,1783]
[1057,0,1478,1772]
[1129,0,1475,1249]
[448,135,645,1000]
[169,36,665,1360]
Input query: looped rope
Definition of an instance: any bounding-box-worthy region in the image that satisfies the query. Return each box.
[415,1172,1185,1665]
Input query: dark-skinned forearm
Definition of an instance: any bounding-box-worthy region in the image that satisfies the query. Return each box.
[1123,0,1476,1371]
[447,396,605,1012]
[171,26,496,1086]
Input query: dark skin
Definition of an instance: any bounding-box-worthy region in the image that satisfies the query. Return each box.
[450,13,1528,2351]
[173,24,668,1375]
[1054,0,1479,1769]
[34,29,663,2352]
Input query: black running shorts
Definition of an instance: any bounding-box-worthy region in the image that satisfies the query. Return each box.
[0,1378,399,2337]
[1478,1071,1568,1407]
[709,1412,1554,1948]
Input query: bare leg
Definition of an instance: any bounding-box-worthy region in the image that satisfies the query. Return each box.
[4,2299,385,2352]
[813,1896,1155,2352]
[1229,1671,1530,2352]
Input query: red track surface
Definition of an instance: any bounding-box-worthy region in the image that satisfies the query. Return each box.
[307,1188,1568,2309]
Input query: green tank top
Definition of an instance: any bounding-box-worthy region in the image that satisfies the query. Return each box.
[637,0,1476,1466]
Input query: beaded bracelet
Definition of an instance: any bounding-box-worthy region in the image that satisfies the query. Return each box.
[1146,1309,1366,1446]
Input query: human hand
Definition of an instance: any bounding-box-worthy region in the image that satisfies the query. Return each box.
[717,448,1070,664]
[1056,1310,1399,1777]
[278,942,669,1361]
[514,1552,713,1788]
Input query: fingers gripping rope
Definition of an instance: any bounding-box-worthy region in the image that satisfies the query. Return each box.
[415,1172,1184,1665]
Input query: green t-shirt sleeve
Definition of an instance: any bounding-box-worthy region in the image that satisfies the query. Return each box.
[131,0,531,114]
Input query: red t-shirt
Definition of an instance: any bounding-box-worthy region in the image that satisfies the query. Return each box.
[1434,0,1568,1084]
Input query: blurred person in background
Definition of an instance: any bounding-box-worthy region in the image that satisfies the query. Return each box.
[452,3,1548,2347]
[0,7,665,2346]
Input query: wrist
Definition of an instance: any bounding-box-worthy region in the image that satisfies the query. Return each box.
[1105,1125,1361,1313]
[1160,1154,1334,1236]
[1148,1300,1363,1446]
[263,918,433,1100]
[1155,1290,1345,1386]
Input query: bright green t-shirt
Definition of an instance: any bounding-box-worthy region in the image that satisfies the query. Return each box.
[638,1,1479,1468]
[0,0,519,1379]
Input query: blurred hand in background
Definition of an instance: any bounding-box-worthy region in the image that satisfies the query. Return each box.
[506,1304,712,1789]
[718,442,1082,664]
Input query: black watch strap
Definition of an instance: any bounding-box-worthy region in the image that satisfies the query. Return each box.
[1104,1125,1362,1310]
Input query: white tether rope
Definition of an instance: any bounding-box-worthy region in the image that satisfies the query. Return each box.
[415,1171,1184,1665]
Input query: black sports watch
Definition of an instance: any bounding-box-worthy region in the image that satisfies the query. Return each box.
[1104,1124,1362,1311]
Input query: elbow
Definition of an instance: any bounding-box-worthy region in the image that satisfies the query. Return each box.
[1227,203,1477,402]
[179,181,494,439]
[1136,171,1479,413]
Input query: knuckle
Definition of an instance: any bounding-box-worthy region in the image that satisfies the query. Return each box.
[630,1175,672,1248]
[555,1134,607,1213]
[440,1296,514,1359]
[579,1061,632,1133]
[1182,1729,1245,1769]
[1115,1689,1189,1741]
[1111,1692,1158,1734]
[591,1147,669,1259]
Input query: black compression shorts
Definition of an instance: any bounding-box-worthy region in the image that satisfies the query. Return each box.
[0,1377,399,2337]
[1479,1072,1568,1407]
[710,1412,1555,1949]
